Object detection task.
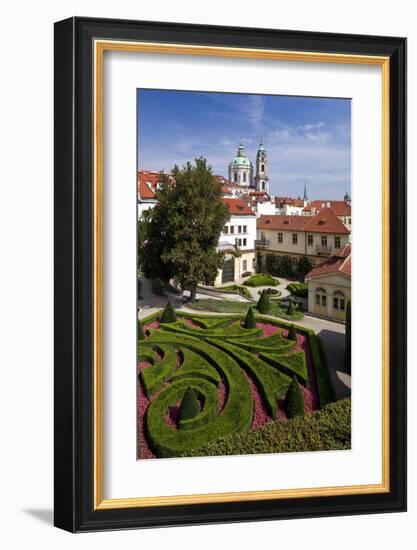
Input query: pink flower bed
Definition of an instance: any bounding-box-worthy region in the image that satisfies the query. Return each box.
[217,378,227,413]
[144,320,159,331]
[242,370,273,429]
[256,322,279,337]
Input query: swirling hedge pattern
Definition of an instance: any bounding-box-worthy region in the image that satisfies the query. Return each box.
[138,317,309,458]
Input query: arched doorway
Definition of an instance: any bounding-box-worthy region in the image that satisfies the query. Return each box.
[314,287,327,317]
[222,255,235,284]
[332,290,346,321]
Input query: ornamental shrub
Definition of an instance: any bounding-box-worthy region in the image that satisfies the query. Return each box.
[160,302,177,323]
[257,290,271,314]
[178,386,200,424]
[244,307,256,329]
[286,299,297,315]
[287,324,297,341]
[138,319,145,341]
[285,377,305,418]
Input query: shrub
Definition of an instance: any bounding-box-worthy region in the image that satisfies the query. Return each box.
[138,319,145,341]
[243,274,279,287]
[286,300,297,315]
[183,398,351,457]
[308,333,336,407]
[258,288,280,295]
[178,386,200,424]
[257,290,271,314]
[140,344,177,396]
[242,271,252,278]
[287,324,297,341]
[286,282,308,298]
[264,255,293,277]
[345,300,351,374]
[260,350,308,384]
[285,378,305,418]
[244,307,256,329]
[160,302,177,323]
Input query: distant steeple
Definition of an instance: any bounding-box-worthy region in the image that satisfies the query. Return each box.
[303,183,308,202]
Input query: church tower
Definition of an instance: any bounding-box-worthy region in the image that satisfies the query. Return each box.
[254,141,269,194]
[228,144,253,188]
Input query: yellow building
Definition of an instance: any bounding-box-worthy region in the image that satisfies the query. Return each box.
[256,207,350,268]
[305,244,351,321]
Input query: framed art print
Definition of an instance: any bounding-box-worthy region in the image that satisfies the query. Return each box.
[54,17,406,532]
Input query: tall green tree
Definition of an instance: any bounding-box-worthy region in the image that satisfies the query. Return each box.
[139,159,230,301]
[296,256,313,281]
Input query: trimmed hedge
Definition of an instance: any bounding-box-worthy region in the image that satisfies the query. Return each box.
[226,332,295,355]
[243,274,279,287]
[140,344,177,397]
[208,338,291,417]
[285,378,305,418]
[215,284,252,300]
[138,346,159,365]
[308,333,336,407]
[243,307,256,329]
[159,321,262,340]
[138,320,145,341]
[286,282,308,298]
[182,398,351,457]
[144,331,253,457]
[260,350,308,385]
[172,347,220,385]
[160,302,177,323]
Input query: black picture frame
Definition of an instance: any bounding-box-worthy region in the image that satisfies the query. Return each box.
[54,16,407,532]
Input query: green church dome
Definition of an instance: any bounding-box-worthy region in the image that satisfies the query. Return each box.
[231,144,252,167]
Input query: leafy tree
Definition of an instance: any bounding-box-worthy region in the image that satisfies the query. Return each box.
[345,300,351,374]
[160,302,177,324]
[285,378,305,418]
[296,256,313,281]
[287,324,297,341]
[256,252,264,273]
[244,307,256,329]
[257,290,270,314]
[138,319,145,341]
[139,159,230,301]
[179,387,200,424]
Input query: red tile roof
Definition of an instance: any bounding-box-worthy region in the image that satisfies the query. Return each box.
[257,208,349,234]
[306,244,351,279]
[137,171,157,199]
[223,198,255,216]
[309,200,351,216]
[302,208,350,234]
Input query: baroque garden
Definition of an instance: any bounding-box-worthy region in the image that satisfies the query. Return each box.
[137,150,351,459]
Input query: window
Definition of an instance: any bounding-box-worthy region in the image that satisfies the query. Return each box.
[316,294,320,305]
[333,291,346,312]
[252,258,256,268]
[333,297,339,310]
[243,225,247,233]
[261,164,265,171]
[234,173,237,182]
[238,225,242,233]
[238,239,242,246]
[243,260,247,271]
[230,226,234,234]
[260,231,265,240]
[321,235,327,247]
[316,287,327,307]
[292,233,298,245]
[308,234,313,246]
[349,218,352,224]
[262,181,265,190]
[243,172,246,182]
[243,238,247,246]
[322,295,327,306]
[223,226,228,234]
[340,299,346,311]
[278,232,283,243]
[335,236,341,248]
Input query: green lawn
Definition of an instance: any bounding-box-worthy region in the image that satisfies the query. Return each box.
[187,298,303,321]
[214,284,252,300]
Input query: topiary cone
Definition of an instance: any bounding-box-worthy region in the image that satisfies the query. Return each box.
[287,324,297,341]
[257,290,270,314]
[285,377,305,418]
[244,307,256,329]
[160,302,177,323]
[287,299,296,315]
[178,386,200,424]
[138,319,145,340]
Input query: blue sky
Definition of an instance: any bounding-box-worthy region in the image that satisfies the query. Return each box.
[137,89,351,200]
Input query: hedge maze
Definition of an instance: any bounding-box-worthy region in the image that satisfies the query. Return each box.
[137,310,331,459]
